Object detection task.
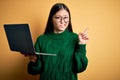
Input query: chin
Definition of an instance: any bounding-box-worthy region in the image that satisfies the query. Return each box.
[58,28,66,32]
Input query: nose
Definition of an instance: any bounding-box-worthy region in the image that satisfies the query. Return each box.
[60,18,64,23]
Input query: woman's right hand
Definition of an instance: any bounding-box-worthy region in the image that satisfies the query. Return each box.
[29,54,37,63]
[20,53,37,63]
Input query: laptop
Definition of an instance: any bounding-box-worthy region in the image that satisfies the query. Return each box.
[4,24,56,56]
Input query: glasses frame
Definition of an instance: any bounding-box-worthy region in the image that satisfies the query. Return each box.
[53,16,69,22]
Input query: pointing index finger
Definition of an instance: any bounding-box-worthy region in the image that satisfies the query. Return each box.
[83,27,89,34]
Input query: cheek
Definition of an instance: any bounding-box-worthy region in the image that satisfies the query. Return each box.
[66,23,69,26]
[52,21,58,27]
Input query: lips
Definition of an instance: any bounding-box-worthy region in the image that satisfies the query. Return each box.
[59,25,65,28]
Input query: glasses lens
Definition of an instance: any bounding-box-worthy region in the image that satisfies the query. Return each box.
[54,16,69,22]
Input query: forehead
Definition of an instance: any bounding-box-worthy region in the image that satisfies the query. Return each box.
[54,9,69,16]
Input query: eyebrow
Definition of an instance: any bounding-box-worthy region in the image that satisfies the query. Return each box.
[54,15,69,17]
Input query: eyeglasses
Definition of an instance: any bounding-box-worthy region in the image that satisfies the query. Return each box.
[53,16,69,22]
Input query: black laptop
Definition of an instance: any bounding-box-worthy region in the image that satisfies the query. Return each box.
[4,24,35,54]
[3,24,56,56]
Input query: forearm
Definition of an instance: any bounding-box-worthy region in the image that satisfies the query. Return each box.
[73,44,88,73]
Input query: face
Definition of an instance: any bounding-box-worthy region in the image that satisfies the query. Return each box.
[52,9,69,33]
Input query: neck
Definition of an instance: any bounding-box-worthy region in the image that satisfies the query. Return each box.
[54,30,64,34]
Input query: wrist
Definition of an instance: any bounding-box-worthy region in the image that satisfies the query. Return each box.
[79,41,86,45]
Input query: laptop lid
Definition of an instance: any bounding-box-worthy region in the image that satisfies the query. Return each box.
[4,24,35,54]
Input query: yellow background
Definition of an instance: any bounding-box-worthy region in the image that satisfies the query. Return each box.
[0,0,120,80]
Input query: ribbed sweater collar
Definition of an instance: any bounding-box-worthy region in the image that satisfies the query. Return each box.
[47,30,69,39]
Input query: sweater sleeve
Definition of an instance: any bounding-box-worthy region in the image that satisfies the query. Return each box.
[73,44,88,73]
[27,37,42,75]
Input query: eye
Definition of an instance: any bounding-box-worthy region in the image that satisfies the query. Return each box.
[63,17,69,19]
[54,17,61,19]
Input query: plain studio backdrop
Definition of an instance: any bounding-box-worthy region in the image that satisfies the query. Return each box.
[0,0,120,80]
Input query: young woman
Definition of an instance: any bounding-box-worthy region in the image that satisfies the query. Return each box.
[27,3,89,80]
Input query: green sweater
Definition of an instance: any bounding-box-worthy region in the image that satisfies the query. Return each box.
[28,30,88,80]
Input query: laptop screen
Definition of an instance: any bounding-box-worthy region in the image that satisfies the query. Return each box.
[4,24,35,54]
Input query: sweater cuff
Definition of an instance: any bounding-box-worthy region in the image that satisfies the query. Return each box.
[76,44,86,53]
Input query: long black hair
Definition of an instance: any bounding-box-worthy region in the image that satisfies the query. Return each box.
[44,3,73,34]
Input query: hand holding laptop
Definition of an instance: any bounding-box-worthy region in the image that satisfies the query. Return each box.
[21,52,37,63]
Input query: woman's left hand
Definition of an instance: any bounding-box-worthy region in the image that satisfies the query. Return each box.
[78,28,89,44]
